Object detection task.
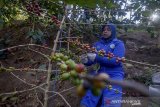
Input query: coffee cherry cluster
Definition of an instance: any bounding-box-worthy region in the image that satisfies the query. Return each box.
[25,1,42,16]
[60,61,86,82]
[69,40,126,63]
[50,53,85,84]
[50,53,110,97]
[81,44,90,50]
[90,47,97,53]
[51,15,61,26]
[50,52,123,97]
[98,49,106,56]
[50,53,69,62]
[51,53,88,96]
[65,39,81,46]
[76,73,110,97]
[116,57,124,63]
[106,52,114,58]
[25,2,61,27]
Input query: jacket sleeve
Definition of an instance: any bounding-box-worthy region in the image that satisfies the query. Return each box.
[95,41,125,66]
[83,59,96,66]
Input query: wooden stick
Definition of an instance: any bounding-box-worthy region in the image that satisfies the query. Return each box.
[43,9,66,107]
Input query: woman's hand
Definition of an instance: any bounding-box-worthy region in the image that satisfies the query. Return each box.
[80,53,96,64]
[87,53,96,62]
[80,54,88,64]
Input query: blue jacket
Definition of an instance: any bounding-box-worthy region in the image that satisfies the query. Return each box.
[81,24,125,107]
[84,24,125,76]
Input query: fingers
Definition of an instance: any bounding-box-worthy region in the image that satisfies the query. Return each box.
[87,53,96,62]
[80,54,88,64]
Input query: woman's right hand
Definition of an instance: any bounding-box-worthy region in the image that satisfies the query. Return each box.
[80,53,96,64]
[80,54,88,64]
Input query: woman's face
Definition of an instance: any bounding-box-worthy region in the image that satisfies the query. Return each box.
[102,26,112,38]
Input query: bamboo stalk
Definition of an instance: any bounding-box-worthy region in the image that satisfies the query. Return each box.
[43,11,66,107]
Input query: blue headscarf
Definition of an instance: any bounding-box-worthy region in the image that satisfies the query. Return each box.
[100,23,117,43]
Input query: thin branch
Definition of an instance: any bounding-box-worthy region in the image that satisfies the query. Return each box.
[0,44,52,52]
[40,87,71,107]
[28,47,50,61]
[47,86,76,99]
[125,59,160,68]
[53,91,71,107]
[0,83,46,97]
[35,90,44,107]
[15,67,60,72]
[10,72,36,86]
[108,86,126,95]
[59,36,83,39]
[34,69,44,107]
[13,68,53,72]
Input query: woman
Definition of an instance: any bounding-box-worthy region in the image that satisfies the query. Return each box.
[80,23,125,107]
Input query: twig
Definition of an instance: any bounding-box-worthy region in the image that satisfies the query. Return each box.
[0,44,52,52]
[59,36,83,39]
[10,72,36,86]
[0,83,46,97]
[40,87,71,107]
[16,68,48,72]
[53,91,71,107]
[47,86,76,99]
[34,69,44,107]
[12,68,59,72]
[35,90,44,107]
[28,47,50,61]
[125,59,160,68]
